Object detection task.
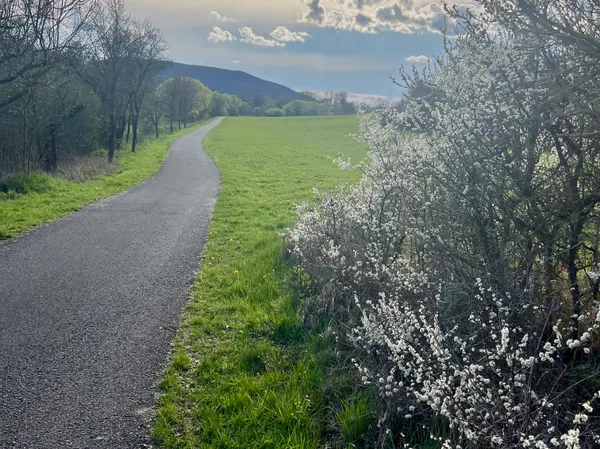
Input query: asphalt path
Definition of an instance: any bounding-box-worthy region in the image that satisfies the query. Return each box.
[0,118,223,448]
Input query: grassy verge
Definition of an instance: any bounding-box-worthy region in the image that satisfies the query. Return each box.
[0,121,212,240]
[155,116,368,449]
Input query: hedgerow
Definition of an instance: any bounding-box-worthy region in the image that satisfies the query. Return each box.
[289,2,600,447]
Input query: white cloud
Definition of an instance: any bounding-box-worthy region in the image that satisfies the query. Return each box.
[270,26,310,43]
[239,27,285,47]
[209,11,238,23]
[404,54,429,63]
[207,26,237,44]
[231,60,240,64]
[209,25,311,48]
[298,0,478,35]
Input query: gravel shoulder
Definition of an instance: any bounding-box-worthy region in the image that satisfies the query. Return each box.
[0,118,223,449]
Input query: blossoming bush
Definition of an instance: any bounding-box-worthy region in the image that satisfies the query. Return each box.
[289,2,600,448]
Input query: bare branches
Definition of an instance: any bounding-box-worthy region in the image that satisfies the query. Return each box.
[0,0,95,110]
[0,0,169,172]
[74,0,168,160]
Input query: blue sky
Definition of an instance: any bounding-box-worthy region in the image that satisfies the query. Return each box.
[125,0,474,101]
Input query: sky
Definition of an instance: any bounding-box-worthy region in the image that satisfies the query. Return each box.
[124,0,476,102]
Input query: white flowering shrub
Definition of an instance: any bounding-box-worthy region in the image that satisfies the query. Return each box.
[289,2,600,448]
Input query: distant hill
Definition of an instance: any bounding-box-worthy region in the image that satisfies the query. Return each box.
[162,62,313,101]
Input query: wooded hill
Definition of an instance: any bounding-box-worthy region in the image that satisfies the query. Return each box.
[162,62,313,102]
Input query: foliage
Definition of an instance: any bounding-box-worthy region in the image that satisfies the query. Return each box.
[265,107,285,117]
[209,91,244,117]
[300,91,358,115]
[159,76,213,130]
[289,2,600,448]
[283,100,332,117]
[154,116,368,449]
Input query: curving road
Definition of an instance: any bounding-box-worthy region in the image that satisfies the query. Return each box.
[0,118,223,449]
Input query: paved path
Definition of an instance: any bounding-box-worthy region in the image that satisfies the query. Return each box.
[0,118,223,449]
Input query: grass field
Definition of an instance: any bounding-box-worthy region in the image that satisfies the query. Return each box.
[154,116,368,449]
[0,121,211,240]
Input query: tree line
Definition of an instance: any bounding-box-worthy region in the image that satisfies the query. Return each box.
[233,90,358,118]
[0,0,357,177]
[0,0,168,174]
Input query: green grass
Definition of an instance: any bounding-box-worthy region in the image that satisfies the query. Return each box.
[154,116,368,449]
[0,121,212,240]
[335,394,372,445]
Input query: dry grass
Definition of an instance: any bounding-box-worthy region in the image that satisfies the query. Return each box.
[54,152,117,182]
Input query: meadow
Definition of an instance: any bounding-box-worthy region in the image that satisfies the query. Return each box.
[154,115,368,449]
[0,121,211,240]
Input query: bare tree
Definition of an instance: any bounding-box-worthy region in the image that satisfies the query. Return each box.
[143,85,163,138]
[0,0,169,175]
[77,0,137,162]
[0,0,92,110]
[127,19,168,152]
[160,75,182,133]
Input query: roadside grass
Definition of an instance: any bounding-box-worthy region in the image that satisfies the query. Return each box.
[154,116,369,449]
[0,121,211,240]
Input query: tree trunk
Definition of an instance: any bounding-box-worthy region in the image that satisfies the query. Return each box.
[131,116,138,152]
[155,122,159,138]
[43,126,58,172]
[170,116,173,133]
[108,114,116,163]
[569,214,586,338]
[125,114,131,143]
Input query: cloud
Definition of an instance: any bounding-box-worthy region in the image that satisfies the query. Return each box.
[299,0,477,35]
[270,26,310,43]
[208,25,311,48]
[209,11,238,23]
[231,60,240,64]
[354,13,373,27]
[412,3,447,32]
[376,4,408,24]
[353,0,385,10]
[404,54,429,63]
[305,0,325,23]
[239,27,285,47]
[207,26,237,43]
[238,26,311,47]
